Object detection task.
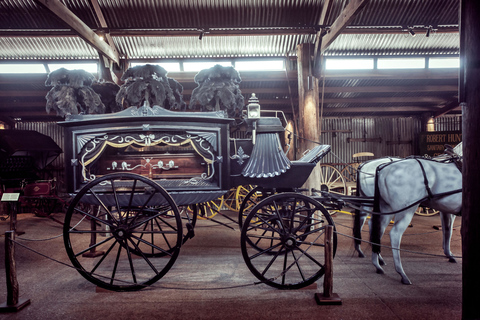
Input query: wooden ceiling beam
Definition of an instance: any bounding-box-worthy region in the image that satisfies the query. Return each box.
[320,0,370,53]
[34,0,120,65]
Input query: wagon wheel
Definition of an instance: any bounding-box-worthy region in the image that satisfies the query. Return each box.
[222,188,238,211]
[319,164,347,196]
[340,163,360,183]
[238,187,274,228]
[63,173,183,292]
[415,206,439,216]
[198,196,224,219]
[241,193,337,289]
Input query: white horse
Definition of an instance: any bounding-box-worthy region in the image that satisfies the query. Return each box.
[353,157,400,258]
[370,145,462,285]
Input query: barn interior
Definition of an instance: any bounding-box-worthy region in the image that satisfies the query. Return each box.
[0,0,470,319]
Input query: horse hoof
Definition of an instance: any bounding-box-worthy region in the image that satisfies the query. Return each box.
[376,269,384,275]
[401,278,412,285]
[448,257,457,263]
[358,252,365,258]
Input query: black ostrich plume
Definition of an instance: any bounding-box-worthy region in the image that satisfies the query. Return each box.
[45,69,105,117]
[189,64,244,117]
[116,64,182,110]
[91,80,122,113]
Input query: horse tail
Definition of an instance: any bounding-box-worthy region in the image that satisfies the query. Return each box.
[370,166,383,254]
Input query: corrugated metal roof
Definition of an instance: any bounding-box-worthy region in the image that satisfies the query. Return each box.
[0,0,462,121]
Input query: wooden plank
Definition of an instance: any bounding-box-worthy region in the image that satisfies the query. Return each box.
[35,0,119,65]
[321,0,370,53]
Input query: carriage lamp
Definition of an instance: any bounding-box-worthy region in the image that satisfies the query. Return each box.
[247,93,261,119]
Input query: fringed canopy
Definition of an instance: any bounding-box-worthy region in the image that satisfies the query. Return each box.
[241,132,291,178]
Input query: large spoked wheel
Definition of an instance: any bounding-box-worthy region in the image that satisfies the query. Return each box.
[63,173,183,292]
[241,193,337,289]
[198,196,224,219]
[415,206,439,216]
[319,164,347,196]
[238,187,275,228]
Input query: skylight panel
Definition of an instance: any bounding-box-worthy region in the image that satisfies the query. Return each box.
[429,57,459,68]
[48,63,98,73]
[235,60,284,71]
[0,63,46,74]
[130,62,181,72]
[377,58,425,69]
[183,61,233,72]
[325,58,374,70]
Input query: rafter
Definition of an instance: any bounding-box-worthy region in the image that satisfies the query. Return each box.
[34,0,120,65]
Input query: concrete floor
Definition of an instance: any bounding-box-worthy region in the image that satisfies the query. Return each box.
[0,208,462,320]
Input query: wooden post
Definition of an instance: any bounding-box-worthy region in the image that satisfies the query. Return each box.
[296,43,321,194]
[0,231,30,312]
[460,1,480,319]
[315,225,342,305]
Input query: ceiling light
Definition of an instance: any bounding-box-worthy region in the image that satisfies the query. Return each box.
[408,27,416,37]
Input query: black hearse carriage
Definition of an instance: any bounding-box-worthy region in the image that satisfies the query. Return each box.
[59,95,335,291]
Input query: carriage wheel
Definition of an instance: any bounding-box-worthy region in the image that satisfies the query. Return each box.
[415,206,439,216]
[319,164,347,196]
[235,185,256,212]
[63,173,183,291]
[241,193,337,289]
[340,163,360,183]
[238,187,271,228]
[198,196,224,219]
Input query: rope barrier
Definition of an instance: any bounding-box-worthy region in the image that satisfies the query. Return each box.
[6,211,461,292]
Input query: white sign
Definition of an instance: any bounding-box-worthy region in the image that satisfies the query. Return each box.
[1,193,20,202]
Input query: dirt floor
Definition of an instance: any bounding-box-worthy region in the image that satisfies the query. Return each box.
[0,208,462,320]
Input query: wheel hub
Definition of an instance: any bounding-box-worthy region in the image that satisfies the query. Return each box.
[113,226,130,240]
[320,184,329,192]
[282,234,297,249]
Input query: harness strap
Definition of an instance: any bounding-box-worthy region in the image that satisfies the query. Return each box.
[415,159,434,199]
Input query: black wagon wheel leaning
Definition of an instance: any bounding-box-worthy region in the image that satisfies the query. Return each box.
[241,193,337,289]
[63,173,183,292]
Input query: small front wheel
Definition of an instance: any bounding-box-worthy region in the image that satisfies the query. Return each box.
[241,193,336,289]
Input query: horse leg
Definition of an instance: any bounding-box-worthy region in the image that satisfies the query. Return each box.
[440,212,456,263]
[370,213,392,274]
[389,209,416,285]
[353,208,368,258]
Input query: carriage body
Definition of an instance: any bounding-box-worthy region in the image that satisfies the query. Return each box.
[59,104,328,203]
[59,105,233,206]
